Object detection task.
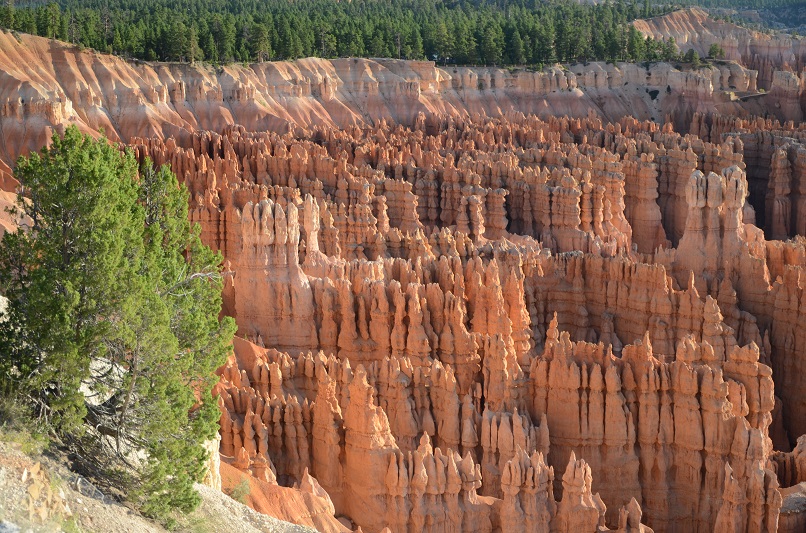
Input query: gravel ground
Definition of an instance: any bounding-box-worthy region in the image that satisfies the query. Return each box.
[189,484,316,533]
[0,439,314,533]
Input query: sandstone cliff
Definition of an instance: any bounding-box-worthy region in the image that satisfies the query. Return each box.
[0,29,795,187]
[3,24,806,533]
[119,110,806,532]
[633,8,806,90]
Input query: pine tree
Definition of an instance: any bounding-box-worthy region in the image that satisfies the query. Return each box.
[408,28,424,60]
[0,127,235,520]
[662,37,678,61]
[187,25,203,63]
[708,43,725,59]
[532,23,554,64]
[480,22,503,66]
[506,28,526,65]
[201,30,217,63]
[453,21,476,64]
[433,21,453,62]
[555,18,570,62]
[627,25,646,61]
[210,14,236,62]
[250,23,272,62]
[369,30,387,58]
[684,48,701,67]
[0,0,14,29]
[164,21,189,61]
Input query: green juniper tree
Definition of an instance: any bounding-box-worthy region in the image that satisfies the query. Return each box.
[708,43,725,59]
[684,48,702,67]
[0,126,143,433]
[0,126,235,520]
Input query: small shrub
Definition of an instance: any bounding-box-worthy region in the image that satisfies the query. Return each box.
[61,517,82,533]
[228,478,251,505]
[0,396,49,455]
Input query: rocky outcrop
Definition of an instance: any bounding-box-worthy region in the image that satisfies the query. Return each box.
[0,29,785,188]
[633,8,806,90]
[213,335,655,532]
[119,110,806,531]
[4,24,806,530]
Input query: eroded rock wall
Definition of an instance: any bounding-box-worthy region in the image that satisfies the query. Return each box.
[633,8,806,90]
[125,111,806,532]
[2,21,806,532]
[0,29,794,188]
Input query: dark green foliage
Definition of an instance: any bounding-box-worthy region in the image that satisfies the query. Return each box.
[0,0,689,65]
[249,23,272,62]
[0,127,142,433]
[688,0,805,8]
[683,47,702,66]
[479,21,504,65]
[708,43,725,58]
[0,126,236,520]
[505,27,526,66]
[663,37,680,61]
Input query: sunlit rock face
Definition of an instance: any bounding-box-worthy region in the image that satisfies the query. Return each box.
[125,110,806,532]
[633,7,806,90]
[2,19,806,532]
[2,28,803,188]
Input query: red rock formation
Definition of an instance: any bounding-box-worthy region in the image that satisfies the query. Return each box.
[4,27,806,529]
[125,112,806,531]
[634,8,805,91]
[0,29,787,187]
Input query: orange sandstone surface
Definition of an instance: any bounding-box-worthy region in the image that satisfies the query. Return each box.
[2,14,806,532]
[633,8,806,92]
[0,27,804,185]
[124,109,806,532]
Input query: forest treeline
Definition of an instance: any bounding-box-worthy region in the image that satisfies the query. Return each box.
[0,0,800,65]
[0,0,686,65]
[692,0,805,8]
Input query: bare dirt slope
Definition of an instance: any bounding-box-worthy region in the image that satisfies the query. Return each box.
[0,437,313,533]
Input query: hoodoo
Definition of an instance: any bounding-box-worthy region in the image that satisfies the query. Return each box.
[0,3,805,533]
[131,109,806,531]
